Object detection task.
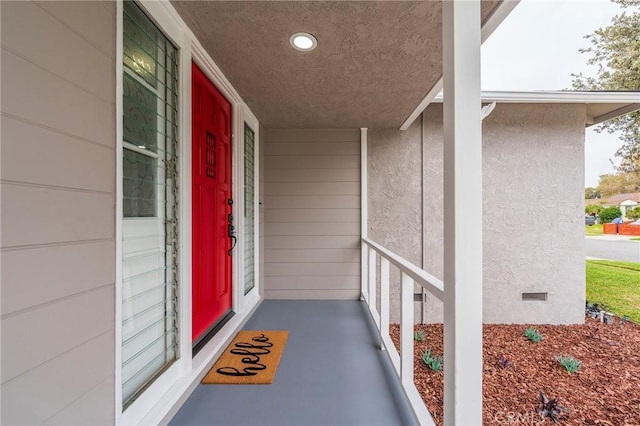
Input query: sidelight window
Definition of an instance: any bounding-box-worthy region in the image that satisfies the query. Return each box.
[121,0,179,408]
[244,124,256,295]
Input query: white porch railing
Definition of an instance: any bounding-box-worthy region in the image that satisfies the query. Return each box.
[361,238,444,426]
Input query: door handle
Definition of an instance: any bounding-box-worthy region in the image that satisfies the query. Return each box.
[227,214,237,256]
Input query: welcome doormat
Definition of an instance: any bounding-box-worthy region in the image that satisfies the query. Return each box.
[202,330,288,384]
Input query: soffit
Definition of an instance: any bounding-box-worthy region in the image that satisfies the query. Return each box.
[171,1,501,129]
[586,103,640,125]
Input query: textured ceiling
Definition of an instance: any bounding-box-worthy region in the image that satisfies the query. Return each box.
[172,1,501,129]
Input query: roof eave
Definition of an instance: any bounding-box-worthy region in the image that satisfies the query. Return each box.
[398,0,521,131]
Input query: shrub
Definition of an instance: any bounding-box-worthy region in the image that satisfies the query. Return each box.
[626,206,640,221]
[524,327,543,343]
[599,206,622,223]
[414,331,425,342]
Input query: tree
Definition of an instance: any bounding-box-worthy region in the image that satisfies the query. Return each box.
[584,187,602,199]
[585,204,604,215]
[597,171,640,196]
[572,0,640,175]
[627,206,640,220]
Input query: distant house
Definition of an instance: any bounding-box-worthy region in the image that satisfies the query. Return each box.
[601,192,640,218]
[585,198,606,207]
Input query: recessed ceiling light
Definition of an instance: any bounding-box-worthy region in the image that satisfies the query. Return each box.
[290,33,317,52]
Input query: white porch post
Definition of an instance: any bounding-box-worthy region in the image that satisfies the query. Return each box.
[442,1,483,425]
[360,128,369,301]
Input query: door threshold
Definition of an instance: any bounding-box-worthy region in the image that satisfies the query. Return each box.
[192,310,235,356]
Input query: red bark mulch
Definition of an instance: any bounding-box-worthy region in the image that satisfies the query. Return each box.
[390,317,640,425]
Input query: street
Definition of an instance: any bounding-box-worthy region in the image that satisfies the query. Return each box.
[585,237,640,263]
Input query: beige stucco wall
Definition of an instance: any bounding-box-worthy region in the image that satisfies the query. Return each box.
[1,2,116,424]
[368,119,424,322]
[369,103,586,324]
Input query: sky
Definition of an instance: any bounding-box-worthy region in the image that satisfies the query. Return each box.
[480,0,626,187]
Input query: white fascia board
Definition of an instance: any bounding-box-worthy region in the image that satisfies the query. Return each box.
[399,80,443,132]
[432,90,640,104]
[430,91,640,126]
[399,0,520,130]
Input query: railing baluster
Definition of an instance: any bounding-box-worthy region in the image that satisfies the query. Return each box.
[400,272,414,386]
[368,247,379,329]
[380,257,390,350]
[361,243,368,302]
[362,239,437,425]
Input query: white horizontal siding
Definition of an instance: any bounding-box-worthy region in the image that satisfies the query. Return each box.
[1,241,114,316]
[266,129,361,142]
[265,248,360,263]
[2,116,114,193]
[264,129,360,299]
[42,376,114,426]
[2,49,114,147]
[265,289,361,299]
[34,1,116,57]
[264,262,360,277]
[1,332,114,425]
[266,142,359,156]
[1,286,114,383]
[2,1,114,102]
[266,236,359,250]
[265,181,360,196]
[265,155,359,170]
[0,2,115,424]
[265,222,360,236]
[1,184,114,248]
[266,168,359,183]
[265,276,361,290]
[264,195,359,209]
[265,208,360,223]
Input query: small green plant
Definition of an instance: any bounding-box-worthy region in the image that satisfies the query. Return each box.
[414,331,425,342]
[421,348,443,372]
[537,392,568,423]
[524,327,543,343]
[556,355,581,374]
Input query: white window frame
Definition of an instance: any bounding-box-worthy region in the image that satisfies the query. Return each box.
[238,105,260,312]
[115,1,262,424]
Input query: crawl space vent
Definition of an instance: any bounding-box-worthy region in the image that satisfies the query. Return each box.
[522,292,548,301]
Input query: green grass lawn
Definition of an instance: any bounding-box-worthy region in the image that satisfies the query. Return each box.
[585,224,603,235]
[586,260,640,323]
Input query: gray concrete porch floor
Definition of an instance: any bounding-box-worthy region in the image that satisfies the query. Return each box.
[169,300,417,426]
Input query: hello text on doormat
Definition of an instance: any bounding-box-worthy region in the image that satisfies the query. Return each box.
[202,330,288,384]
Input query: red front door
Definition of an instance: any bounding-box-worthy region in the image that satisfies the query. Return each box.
[192,62,233,343]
